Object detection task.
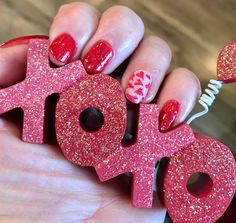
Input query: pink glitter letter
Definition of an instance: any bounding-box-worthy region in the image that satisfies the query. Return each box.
[56,73,195,208]
[164,134,236,223]
[217,41,236,83]
[0,39,87,143]
[95,104,195,208]
[55,73,127,166]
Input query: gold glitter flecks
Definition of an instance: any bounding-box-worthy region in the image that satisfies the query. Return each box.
[103,159,110,165]
[53,62,196,209]
[0,39,87,143]
[55,73,126,167]
[164,133,236,223]
[100,146,109,153]
[217,41,236,83]
[95,104,195,208]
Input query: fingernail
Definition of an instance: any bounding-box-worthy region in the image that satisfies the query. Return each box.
[82,40,113,74]
[0,35,49,48]
[125,70,152,104]
[49,33,76,65]
[159,99,181,131]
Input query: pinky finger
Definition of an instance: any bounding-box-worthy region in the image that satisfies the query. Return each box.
[157,68,201,131]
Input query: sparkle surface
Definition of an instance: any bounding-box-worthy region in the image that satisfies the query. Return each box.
[163,133,236,223]
[0,39,87,143]
[95,105,195,208]
[217,41,236,83]
[56,74,195,208]
[56,73,127,167]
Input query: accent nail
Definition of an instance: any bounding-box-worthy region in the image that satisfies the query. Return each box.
[0,35,49,48]
[159,99,181,131]
[125,70,152,104]
[49,33,76,65]
[82,40,113,74]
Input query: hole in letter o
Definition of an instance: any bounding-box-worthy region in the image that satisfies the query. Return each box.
[79,107,104,132]
[187,172,213,198]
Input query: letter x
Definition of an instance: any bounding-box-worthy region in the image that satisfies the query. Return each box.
[0,39,87,143]
[95,104,195,208]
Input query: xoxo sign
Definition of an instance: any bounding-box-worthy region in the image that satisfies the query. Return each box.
[0,39,235,223]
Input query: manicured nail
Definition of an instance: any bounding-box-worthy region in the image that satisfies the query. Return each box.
[0,35,49,48]
[49,33,76,65]
[82,40,113,74]
[125,70,152,104]
[159,99,181,131]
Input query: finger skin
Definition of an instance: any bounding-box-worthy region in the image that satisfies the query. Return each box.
[82,5,144,74]
[49,2,101,65]
[157,68,201,130]
[0,36,48,88]
[1,35,48,48]
[0,126,166,223]
[0,45,27,88]
[121,36,172,103]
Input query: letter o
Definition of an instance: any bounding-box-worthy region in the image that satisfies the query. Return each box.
[55,74,126,167]
[164,133,236,223]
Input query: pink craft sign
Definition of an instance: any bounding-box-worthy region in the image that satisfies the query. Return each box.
[0,39,235,223]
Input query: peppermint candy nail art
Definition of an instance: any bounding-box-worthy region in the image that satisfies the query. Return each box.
[125,70,152,104]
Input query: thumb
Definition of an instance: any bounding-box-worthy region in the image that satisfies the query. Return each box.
[0,35,48,88]
[0,35,48,136]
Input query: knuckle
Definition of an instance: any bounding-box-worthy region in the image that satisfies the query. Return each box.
[175,68,201,95]
[175,67,196,77]
[141,36,172,66]
[109,5,135,15]
[58,2,99,14]
[145,35,172,58]
[108,5,144,29]
[58,3,70,12]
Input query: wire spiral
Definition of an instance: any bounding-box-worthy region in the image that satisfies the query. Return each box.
[187,79,223,124]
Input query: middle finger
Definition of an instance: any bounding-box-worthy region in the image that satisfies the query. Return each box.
[81,5,144,74]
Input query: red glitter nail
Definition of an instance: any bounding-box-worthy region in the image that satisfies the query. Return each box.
[49,33,76,65]
[159,99,180,131]
[0,35,49,48]
[82,40,113,74]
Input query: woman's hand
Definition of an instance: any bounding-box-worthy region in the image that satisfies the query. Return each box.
[0,2,201,222]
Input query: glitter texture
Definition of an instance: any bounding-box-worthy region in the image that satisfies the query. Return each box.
[95,105,194,208]
[217,41,236,83]
[82,40,113,74]
[0,39,87,143]
[163,133,236,223]
[55,73,127,167]
[56,73,195,208]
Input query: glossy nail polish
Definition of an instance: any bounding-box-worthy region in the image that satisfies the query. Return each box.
[125,70,152,104]
[0,35,49,48]
[49,33,76,65]
[159,99,180,131]
[82,40,113,74]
